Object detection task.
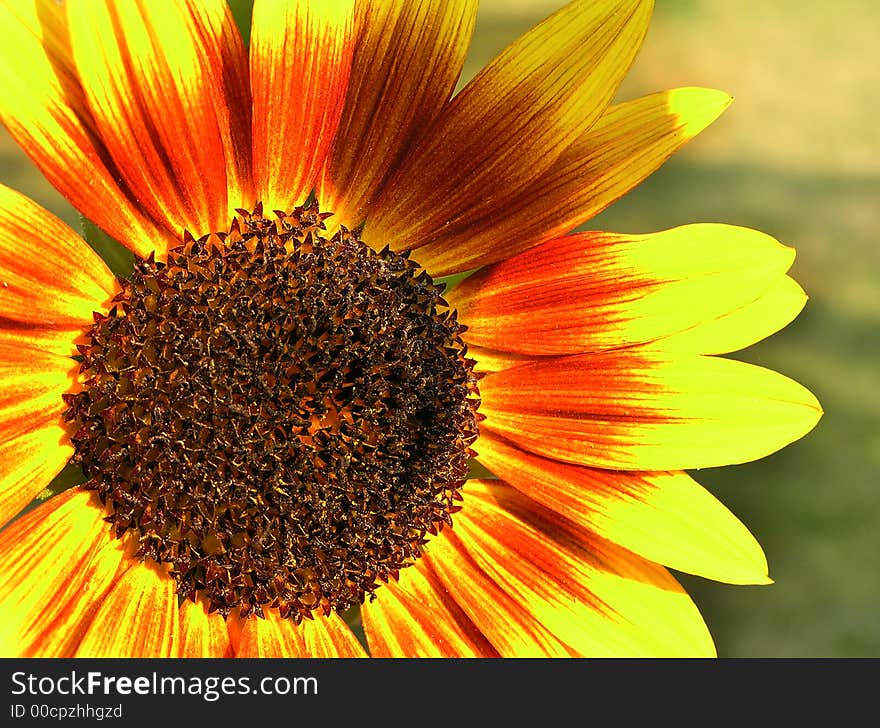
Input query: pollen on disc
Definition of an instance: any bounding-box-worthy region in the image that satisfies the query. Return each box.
[65,202,480,621]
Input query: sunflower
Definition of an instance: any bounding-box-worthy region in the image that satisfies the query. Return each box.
[0,0,821,658]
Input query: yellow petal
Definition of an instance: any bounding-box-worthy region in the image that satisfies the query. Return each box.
[67,0,234,242]
[476,432,770,584]
[31,541,133,657]
[0,338,78,527]
[366,0,653,271]
[292,611,367,657]
[75,560,180,657]
[0,0,169,257]
[450,224,797,356]
[0,184,117,356]
[662,275,808,354]
[0,490,128,657]
[479,349,823,470]
[457,480,716,656]
[179,597,233,658]
[361,563,496,657]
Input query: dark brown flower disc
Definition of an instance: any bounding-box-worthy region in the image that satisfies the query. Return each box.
[66,202,480,621]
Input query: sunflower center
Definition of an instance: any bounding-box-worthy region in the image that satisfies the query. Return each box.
[66,202,480,621]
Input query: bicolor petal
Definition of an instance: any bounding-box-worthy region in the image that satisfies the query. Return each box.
[417,87,730,276]
[0,338,79,527]
[250,0,356,213]
[74,559,180,657]
[366,0,653,271]
[180,0,255,214]
[479,349,823,470]
[235,609,366,657]
[0,490,130,657]
[0,184,118,356]
[425,529,576,657]
[66,0,235,245]
[318,0,477,229]
[362,562,497,657]
[476,431,770,584]
[455,480,716,656]
[450,224,797,356]
[0,0,172,257]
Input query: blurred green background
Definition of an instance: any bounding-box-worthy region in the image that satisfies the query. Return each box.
[1,0,876,656]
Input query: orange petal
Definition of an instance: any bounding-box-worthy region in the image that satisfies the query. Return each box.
[0,0,171,257]
[479,349,822,470]
[74,559,180,657]
[425,531,575,657]
[365,0,652,273]
[361,563,497,657]
[476,431,770,585]
[179,597,234,658]
[67,0,234,242]
[28,537,135,658]
[236,609,367,657]
[0,490,129,657]
[466,346,533,376]
[250,0,356,212]
[0,338,78,527]
[318,0,477,229]
[452,480,716,656]
[450,224,798,356]
[0,184,117,356]
[180,0,255,214]
[527,87,731,243]
[434,88,729,271]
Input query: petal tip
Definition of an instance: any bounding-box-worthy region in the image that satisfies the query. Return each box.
[736,560,773,586]
[668,87,733,136]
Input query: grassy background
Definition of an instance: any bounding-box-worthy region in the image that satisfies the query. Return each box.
[1,1,876,656]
